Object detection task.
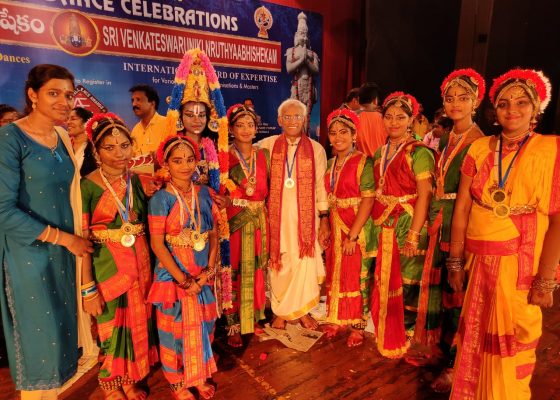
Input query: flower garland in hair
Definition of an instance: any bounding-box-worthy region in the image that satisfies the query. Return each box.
[326,108,361,132]
[440,68,486,105]
[489,68,552,113]
[382,91,420,118]
[84,112,124,142]
[196,49,233,310]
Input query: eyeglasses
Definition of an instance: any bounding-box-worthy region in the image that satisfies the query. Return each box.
[282,115,304,122]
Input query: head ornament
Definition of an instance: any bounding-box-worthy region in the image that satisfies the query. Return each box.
[326,108,360,132]
[382,91,420,118]
[489,68,552,113]
[441,68,486,106]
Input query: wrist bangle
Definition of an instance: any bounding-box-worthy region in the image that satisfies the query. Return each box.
[52,228,60,245]
[319,213,329,219]
[348,234,358,242]
[41,225,51,243]
[532,276,559,293]
[446,256,465,272]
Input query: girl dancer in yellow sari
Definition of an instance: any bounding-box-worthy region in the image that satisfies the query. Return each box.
[449,69,560,399]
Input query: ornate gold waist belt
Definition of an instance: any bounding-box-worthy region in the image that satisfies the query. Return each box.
[375,193,418,206]
[232,198,265,212]
[166,229,209,248]
[90,224,144,243]
[474,198,536,216]
[328,195,361,209]
[435,193,457,200]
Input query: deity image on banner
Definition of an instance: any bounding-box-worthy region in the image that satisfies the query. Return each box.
[285,12,320,133]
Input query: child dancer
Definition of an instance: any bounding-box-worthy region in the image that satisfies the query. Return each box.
[148,135,219,400]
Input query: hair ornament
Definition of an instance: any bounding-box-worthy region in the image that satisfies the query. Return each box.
[382,91,420,118]
[489,68,552,113]
[326,108,360,132]
[85,112,128,144]
[441,68,486,105]
[226,103,258,125]
[156,135,201,165]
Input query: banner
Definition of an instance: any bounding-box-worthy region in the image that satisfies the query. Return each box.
[0,0,322,139]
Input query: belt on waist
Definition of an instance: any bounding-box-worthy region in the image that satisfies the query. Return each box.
[232,198,265,212]
[90,224,144,243]
[434,192,457,200]
[474,198,536,215]
[166,229,209,248]
[375,193,418,206]
[328,195,361,209]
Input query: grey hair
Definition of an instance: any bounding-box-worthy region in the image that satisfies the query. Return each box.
[277,98,307,117]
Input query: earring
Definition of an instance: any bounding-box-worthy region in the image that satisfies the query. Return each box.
[471,110,476,116]
[94,153,102,167]
[531,115,538,125]
[32,102,37,110]
[176,118,184,131]
[493,120,499,126]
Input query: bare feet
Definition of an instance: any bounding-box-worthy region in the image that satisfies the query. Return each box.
[431,368,454,393]
[227,332,243,348]
[322,324,340,338]
[404,350,441,367]
[122,383,147,400]
[195,382,216,400]
[346,329,364,347]
[271,316,287,329]
[299,314,319,330]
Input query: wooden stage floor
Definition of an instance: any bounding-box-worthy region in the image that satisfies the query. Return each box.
[1,299,560,400]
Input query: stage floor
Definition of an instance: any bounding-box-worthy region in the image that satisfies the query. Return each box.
[1,297,559,400]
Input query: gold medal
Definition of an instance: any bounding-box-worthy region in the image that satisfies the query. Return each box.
[120,234,136,247]
[191,231,206,251]
[245,185,255,196]
[121,222,134,235]
[493,203,510,218]
[284,178,295,189]
[491,189,507,203]
[378,176,385,188]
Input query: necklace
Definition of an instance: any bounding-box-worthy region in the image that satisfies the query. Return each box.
[377,137,408,196]
[435,123,475,198]
[99,169,135,247]
[233,143,257,196]
[488,132,532,218]
[328,148,354,208]
[25,117,62,162]
[169,182,205,251]
[284,137,300,189]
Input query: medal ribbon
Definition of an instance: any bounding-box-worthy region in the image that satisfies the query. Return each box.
[495,133,532,189]
[379,139,407,184]
[330,149,354,192]
[170,183,201,233]
[233,144,257,186]
[438,129,470,181]
[285,139,301,181]
[100,170,133,223]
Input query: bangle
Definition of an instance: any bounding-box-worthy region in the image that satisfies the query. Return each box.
[83,292,99,302]
[408,229,420,238]
[177,273,193,290]
[81,281,96,290]
[347,234,358,242]
[319,211,329,218]
[81,285,98,297]
[41,225,51,243]
[450,241,465,245]
[52,228,60,245]
[531,276,559,293]
[446,257,465,272]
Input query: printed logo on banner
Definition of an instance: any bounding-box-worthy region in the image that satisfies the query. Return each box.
[254,6,273,39]
[74,85,107,114]
[51,10,99,57]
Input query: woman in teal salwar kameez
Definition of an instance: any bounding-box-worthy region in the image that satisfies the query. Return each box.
[0,64,92,399]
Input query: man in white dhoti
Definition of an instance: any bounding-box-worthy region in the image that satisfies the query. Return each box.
[258,99,329,329]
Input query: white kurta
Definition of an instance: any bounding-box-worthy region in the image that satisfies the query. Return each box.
[258,134,327,320]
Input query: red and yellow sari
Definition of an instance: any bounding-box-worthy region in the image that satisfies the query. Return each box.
[324,152,375,326]
[451,134,560,400]
[81,174,157,384]
[224,148,269,335]
[370,142,434,358]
